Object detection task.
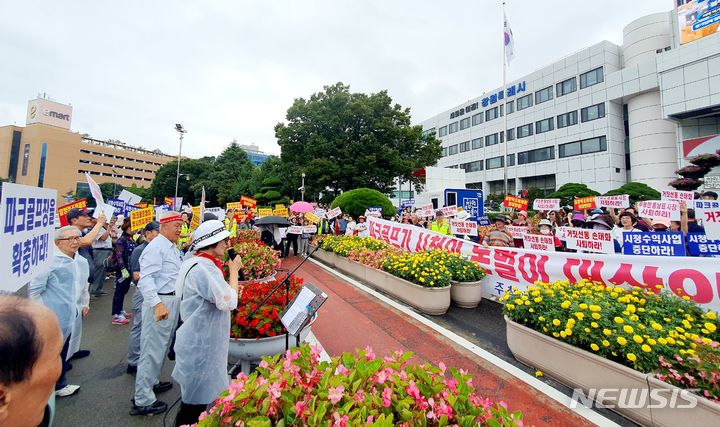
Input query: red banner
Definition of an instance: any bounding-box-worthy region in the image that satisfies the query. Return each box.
[164,197,174,208]
[574,196,597,211]
[57,199,87,226]
[241,196,257,208]
[503,195,528,211]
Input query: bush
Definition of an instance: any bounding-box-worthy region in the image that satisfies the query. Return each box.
[604,182,660,204]
[658,340,720,402]
[383,250,453,288]
[547,183,600,207]
[331,188,395,218]
[231,274,304,339]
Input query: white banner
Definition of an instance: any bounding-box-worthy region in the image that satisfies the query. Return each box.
[85,172,105,216]
[662,190,695,204]
[449,220,478,236]
[440,205,458,217]
[564,228,614,254]
[303,225,318,234]
[287,226,303,234]
[523,234,555,252]
[532,198,560,211]
[506,225,529,239]
[118,189,142,206]
[598,195,630,209]
[368,217,720,313]
[327,207,342,219]
[637,201,680,222]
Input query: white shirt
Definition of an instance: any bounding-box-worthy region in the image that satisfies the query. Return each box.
[138,234,183,307]
[92,227,113,250]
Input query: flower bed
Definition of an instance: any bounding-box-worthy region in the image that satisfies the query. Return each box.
[197,344,525,426]
[230,240,282,280]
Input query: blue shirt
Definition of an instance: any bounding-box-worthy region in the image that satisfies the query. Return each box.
[138,234,183,307]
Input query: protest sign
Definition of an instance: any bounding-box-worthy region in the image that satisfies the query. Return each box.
[136,202,148,208]
[241,196,257,208]
[314,208,326,219]
[623,232,686,256]
[440,205,458,217]
[477,216,491,226]
[598,195,630,209]
[189,206,202,231]
[564,228,614,254]
[556,226,570,241]
[687,233,720,256]
[57,199,87,226]
[305,212,320,224]
[118,189,142,206]
[503,196,528,211]
[275,204,285,211]
[154,204,171,220]
[449,220,478,236]
[700,208,720,240]
[205,207,223,220]
[287,226,303,234]
[0,183,56,293]
[108,198,126,216]
[417,204,435,218]
[258,208,273,217]
[303,225,318,234]
[366,206,383,218]
[85,172,104,211]
[523,234,555,251]
[226,202,243,210]
[326,207,342,219]
[637,201,680,222]
[661,190,695,204]
[573,196,597,211]
[130,207,154,230]
[694,200,720,211]
[532,198,560,211]
[506,226,529,239]
[96,203,116,220]
[274,207,289,217]
[164,197,174,208]
[400,199,415,209]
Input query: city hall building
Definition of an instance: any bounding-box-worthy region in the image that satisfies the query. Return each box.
[420,6,720,197]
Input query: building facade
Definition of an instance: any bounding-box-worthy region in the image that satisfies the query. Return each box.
[421,8,720,196]
[236,142,271,166]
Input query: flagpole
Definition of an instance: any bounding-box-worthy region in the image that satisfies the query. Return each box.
[502,1,509,197]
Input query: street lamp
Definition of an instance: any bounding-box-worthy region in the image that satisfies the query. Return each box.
[301,173,306,202]
[111,168,118,198]
[174,123,187,210]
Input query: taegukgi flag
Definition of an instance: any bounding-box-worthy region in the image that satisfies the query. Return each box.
[504,13,515,64]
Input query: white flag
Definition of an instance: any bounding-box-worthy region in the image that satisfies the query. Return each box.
[199,187,206,225]
[504,13,515,64]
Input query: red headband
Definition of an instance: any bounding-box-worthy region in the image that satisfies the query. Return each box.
[160,214,183,224]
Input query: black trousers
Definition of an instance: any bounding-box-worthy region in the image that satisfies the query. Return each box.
[285,235,298,256]
[56,334,71,390]
[175,402,207,426]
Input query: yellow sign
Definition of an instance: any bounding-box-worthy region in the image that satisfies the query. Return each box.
[258,208,273,217]
[305,212,320,224]
[130,207,154,231]
[226,202,242,210]
[274,207,288,217]
[275,204,285,211]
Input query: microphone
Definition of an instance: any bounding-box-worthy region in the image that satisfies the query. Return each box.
[227,248,245,281]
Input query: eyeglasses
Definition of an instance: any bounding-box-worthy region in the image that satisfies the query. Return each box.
[56,236,81,243]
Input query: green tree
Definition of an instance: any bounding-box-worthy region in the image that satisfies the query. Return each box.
[547,183,600,207]
[330,188,395,219]
[275,82,441,200]
[148,157,214,206]
[202,142,256,206]
[604,182,660,204]
[255,177,290,207]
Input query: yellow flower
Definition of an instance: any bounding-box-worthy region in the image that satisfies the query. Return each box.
[658,337,667,345]
[603,329,612,336]
[627,304,636,313]
[591,322,599,328]
[538,316,545,322]
[560,330,567,338]
[564,328,573,336]
[591,312,601,320]
[589,304,601,312]
[584,327,591,333]
[633,335,643,344]
[705,322,717,333]
[552,319,561,326]
[641,344,652,353]
[617,337,627,346]
[602,340,610,347]
[666,337,676,345]
[535,370,543,377]
[590,343,600,351]
[627,353,637,362]
[647,338,657,346]
[579,303,588,310]
[561,300,571,309]
[706,312,717,320]
[623,325,634,334]
[575,312,584,321]
[614,317,624,324]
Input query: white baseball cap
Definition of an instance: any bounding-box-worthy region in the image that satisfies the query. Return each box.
[191,220,230,250]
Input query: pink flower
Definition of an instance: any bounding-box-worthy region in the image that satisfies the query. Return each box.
[311,344,323,364]
[446,378,458,392]
[328,385,345,405]
[366,415,374,424]
[294,400,306,417]
[438,361,447,374]
[259,360,270,369]
[375,369,388,384]
[353,390,366,404]
[336,364,350,375]
[364,346,376,360]
[382,387,393,408]
[332,412,349,427]
[405,380,421,401]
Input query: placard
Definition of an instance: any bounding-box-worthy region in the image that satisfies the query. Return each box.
[190,205,201,231]
[258,208,274,217]
[274,207,289,217]
[326,207,342,219]
[661,190,695,204]
[556,226,570,241]
[400,199,415,208]
[241,196,257,208]
[314,208,326,219]
[597,195,630,209]
[118,189,142,206]
[303,225,317,234]
[700,208,720,240]
[506,225,529,239]
[564,228,614,254]
[164,197,174,208]
[449,220,478,236]
[365,207,382,218]
[477,216,491,226]
[108,198,127,216]
[440,205,458,217]
[154,204,171,220]
[637,201,680,222]
[57,199,87,226]
[503,196,528,211]
[305,212,320,224]
[130,207,155,230]
[573,196,597,211]
[687,233,720,256]
[532,198,560,211]
[226,202,243,210]
[275,204,286,211]
[694,200,720,211]
[622,232,686,257]
[0,183,57,293]
[287,226,303,234]
[417,204,435,218]
[523,234,555,252]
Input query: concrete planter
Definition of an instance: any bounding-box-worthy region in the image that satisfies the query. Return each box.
[311,248,336,267]
[450,279,484,308]
[505,316,720,426]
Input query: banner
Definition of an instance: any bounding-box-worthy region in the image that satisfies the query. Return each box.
[623,232,686,257]
[637,201,680,222]
[449,220,478,236]
[661,190,694,204]
[154,204,171,220]
[522,234,555,252]
[287,226,303,234]
[678,0,720,45]
[274,207,289,217]
[366,206,383,218]
[503,196,528,211]
[0,183,56,293]
[303,225,318,234]
[506,225,529,239]
[564,228,614,254]
[326,207,342,219]
[573,196,597,211]
[532,198,560,211]
[226,202,243,210]
[687,233,720,256]
[700,207,720,240]
[440,205,458,217]
[275,204,285,211]
[241,196,257,208]
[368,217,720,313]
[57,199,87,226]
[305,212,320,224]
[598,195,629,209]
[130,207,155,230]
[258,208,274,217]
[136,202,148,208]
[694,200,720,211]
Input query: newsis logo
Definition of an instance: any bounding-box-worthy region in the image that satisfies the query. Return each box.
[29,105,37,119]
[570,388,699,409]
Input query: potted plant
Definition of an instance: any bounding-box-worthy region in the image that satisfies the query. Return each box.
[676,164,710,179]
[231,240,282,283]
[689,153,720,169]
[669,177,703,191]
[381,250,452,315]
[444,252,487,309]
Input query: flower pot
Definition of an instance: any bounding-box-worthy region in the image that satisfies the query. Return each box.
[450,279,484,308]
[311,248,336,267]
[505,316,720,426]
[239,271,276,286]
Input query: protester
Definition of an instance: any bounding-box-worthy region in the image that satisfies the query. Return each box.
[285,217,300,256]
[702,191,718,200]
[298,218,311,256]
[356,215,369,237]
[90,216,117,297]
[430,211,452,235]
[546,210,563,228]
[177,212,191,251]
[611,211,641,247]
[317,217,332,235]
[126,221,160,374]
[651,217,670,232]
[0,296,64,427]
[344,215,357,236]
[131,212,184,416]
[483,215,513,247]
[172,220,243,426]
[223,209,237,239]
[687,209,705,233]
[112,218,137,325]
[67,242,91,364]
[66,209,107,297]
[537,219,563,251]
[511,211,530,247]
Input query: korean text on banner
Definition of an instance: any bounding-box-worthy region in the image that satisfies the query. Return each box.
[532,198,560,211]
[694,200,720,211]
[154,204,171,220]
[417,205,435,217]
[1,183,57,293]
[637,201,680,222]
[189,206,201,231]
[449,220,478,236]
[573,196,597,211]
[687,233,720,256]
[258,208,273,217]
[226,202,243,210]
[326,207,342,219]
[503,196,528,211]
[241,196,257,208]
[623,232,686,257]
[164,197,174,208]
[314,209,326,219]
[305,212,320,224]
[365,207,382,218]
[275,204,285,211]
[274,207,289,217]
[118,189,142,206]
[287,226,303,234]
[701,208,720,240]
[662,190,695,204]
[598,195,630,209]
[564,228,614,254]
[130,207,154,230]
[57,199,87,226]
[440,205,458,217]
[522,234,555,252]
[303,225,317,234]
[505,226,529,239]
[108,198,126,216]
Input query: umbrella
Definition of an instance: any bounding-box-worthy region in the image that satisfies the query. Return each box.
[254,215,291,226]
[289,201,314,213]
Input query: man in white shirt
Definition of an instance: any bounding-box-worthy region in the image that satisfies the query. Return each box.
[90,216,117,296]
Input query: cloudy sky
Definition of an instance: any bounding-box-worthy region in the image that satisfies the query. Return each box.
[0,0,673,158]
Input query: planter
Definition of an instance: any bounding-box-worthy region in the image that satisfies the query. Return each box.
[311,248,336,267]
[450,279,484,308]
[239,271,276,286]
[505,316,720,426]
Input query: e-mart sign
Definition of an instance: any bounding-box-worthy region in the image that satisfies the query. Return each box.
[26,98,72,130]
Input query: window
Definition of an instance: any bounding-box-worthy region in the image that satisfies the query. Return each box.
[535,86,554,104]
[506,100,514,114]
[472,113,484,126]
[460,117,471,130]
[580,67,604,89]
[459,141,470,152]
[460,160,484,172]
[556,77,577,97]
[439,126,448,137]
[506,128,515,141]
[518,146,555,165]
[517,94,533,111]
[448,144,458,155]
[517,124,534,138]
[485,133,499,146]
[448,122,459,134]
[581,103,606,122]
[500,104,504,117]
[471,138,483,149]
[442,147,448,157]
[535,118,554,134]
[500,131,505,143]
[486,156,504,170]
[8,131,22,182]
[507,154,516,166]
[422,128,436,137]
[557,111,578,128]
[21,144,31,176]
[486,107,499,121]
[559,136,607,158]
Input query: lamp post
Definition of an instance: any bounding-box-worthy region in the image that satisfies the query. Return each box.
[174,124,187,209]
[111,168,118,198]
[301,173,306,202]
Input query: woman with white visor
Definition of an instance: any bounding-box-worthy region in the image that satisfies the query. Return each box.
[172,219,243,426]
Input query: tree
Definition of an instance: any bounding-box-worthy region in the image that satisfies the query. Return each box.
[547,183,600,207]
[330,188,395,219]
[604,182,660,204]
[254,177,290,207]
[275,82,442,200]
[524,187,545,209]
[148,157,214,206]
[201,142,256,206]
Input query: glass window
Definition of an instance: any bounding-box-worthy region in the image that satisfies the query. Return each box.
[442,147,448,157]
[500,104,504,117]
[472,113,484,126]
[535,118,554,134]
[21,144,31,176]
[506,100,515,114]
[486,156,504,170]
[517,94,533,111]
[448,122,459,134]
[448,144,458,155]
[486,107,499,121]
[507,153,516,166]
[485,133,499,146]
[580,67,604,89]
[518,146,555,165]
[557,111,578,128]
[439,126,448,137]
[423,128,436,137]
[535,86,554,104]
[500,131,505,143]
[472,137,483,149]
[460,117,471,130]
[459,141,470,152]
[517,124,534,138]
[559,136,607,158]
[506,128,515,141]
[556,77,577,97]
[460,160,484,172]
[37,143,48,187]
[581,103,606,122]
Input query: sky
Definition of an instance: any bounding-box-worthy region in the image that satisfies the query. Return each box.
[0,0,674,158]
